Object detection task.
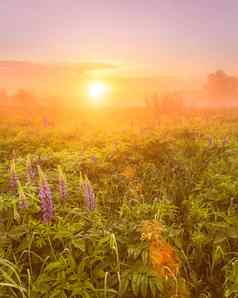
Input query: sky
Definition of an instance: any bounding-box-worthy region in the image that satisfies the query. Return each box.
[0,0,238,98]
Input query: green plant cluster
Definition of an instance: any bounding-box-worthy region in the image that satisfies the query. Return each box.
[0,120,238,297]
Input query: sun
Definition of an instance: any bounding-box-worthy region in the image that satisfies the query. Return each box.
[88,82,108,104]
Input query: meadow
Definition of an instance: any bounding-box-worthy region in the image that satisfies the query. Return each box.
[0,112,238,297]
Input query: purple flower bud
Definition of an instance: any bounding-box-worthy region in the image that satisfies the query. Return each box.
[80,174,96,211]
[58,166,67,203]
[9,159,19,192]
[38,166,54,223]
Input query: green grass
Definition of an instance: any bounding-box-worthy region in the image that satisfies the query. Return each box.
[0,117,238,297]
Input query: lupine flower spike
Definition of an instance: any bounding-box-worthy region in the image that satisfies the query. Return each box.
[9,159,19,192]
[26,155,35,183]
[38,166,54,223]
[17,181,28,209]
[80,173,96,211]
[58,166,68,203]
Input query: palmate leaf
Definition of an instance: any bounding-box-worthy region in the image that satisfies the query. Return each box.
[121,264,163,298]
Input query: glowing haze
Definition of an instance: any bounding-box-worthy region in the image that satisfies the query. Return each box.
[0,0,238,104]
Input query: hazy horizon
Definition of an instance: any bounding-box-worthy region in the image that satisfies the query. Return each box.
[1,1,238,105]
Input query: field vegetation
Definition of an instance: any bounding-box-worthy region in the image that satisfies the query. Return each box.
[0,111,238,297]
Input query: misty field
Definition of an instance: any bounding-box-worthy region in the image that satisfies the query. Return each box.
[0,116,238,298]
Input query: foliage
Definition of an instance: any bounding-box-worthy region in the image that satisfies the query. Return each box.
[0,118,237,297]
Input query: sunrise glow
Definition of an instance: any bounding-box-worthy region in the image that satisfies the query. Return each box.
[1,1,238,296]
[87,82,109,104]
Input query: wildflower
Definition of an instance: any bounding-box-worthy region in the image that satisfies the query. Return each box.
[9,159,19,192]
[38,166,54,223]
[58,166,67,203]
[141,220,180,278]
[80,174,96,211]
[149,240,180,278]
[17,181,28,209]
[26,155,35,183]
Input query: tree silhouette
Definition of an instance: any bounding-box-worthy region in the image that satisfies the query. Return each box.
[205,70,238,100]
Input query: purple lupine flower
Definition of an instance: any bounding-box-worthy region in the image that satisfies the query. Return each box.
[58,166,67,203]
[80,174,96,211]
[38,166,54,223]
[26,155,35,183]
[9,159,19,192]
[17,181,28,209]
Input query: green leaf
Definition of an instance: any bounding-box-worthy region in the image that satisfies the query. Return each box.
[149,279,157,297]
[140,274,148,298]
[131,273,141,297]
[72,239,86,252]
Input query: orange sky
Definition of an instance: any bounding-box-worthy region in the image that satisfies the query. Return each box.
[1,1,238,105]
[0,60,203,106]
